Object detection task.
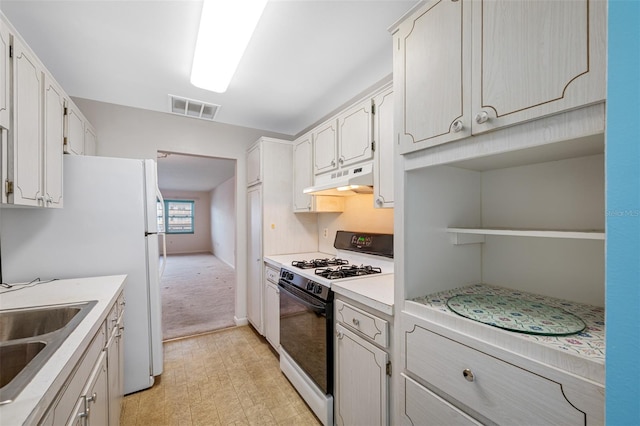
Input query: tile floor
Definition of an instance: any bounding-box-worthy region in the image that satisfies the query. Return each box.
[120,326,321,425]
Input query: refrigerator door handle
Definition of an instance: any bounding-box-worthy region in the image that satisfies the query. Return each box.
[156,188,167,278]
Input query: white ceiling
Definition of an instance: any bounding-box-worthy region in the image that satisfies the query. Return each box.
[0,0,417,137]
[157,153,235,192]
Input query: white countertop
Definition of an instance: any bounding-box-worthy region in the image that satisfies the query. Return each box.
[264,253,394,315]
[0,275,126,425]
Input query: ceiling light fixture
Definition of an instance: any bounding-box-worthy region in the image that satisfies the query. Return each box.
[190,0,268,93]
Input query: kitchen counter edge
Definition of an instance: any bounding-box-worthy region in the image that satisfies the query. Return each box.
[0,275,126,425]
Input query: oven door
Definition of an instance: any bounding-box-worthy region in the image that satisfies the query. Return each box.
[278,279,333,395]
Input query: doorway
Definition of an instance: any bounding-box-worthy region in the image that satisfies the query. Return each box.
[156,151,237,340]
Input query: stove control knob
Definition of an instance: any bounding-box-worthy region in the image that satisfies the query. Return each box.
[306,282,315,291]
[314,285,323,294]
[286,272,294,280]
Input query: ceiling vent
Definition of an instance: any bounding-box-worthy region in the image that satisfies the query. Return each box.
[168,95,220,121]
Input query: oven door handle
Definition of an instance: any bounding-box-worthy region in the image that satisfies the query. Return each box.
[278,281,326,312]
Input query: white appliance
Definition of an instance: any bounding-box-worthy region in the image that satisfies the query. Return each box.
[0,155,166,394]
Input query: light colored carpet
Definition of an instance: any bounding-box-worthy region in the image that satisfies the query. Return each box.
[161,253,236,341]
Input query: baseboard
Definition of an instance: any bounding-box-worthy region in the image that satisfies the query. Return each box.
[234,316,249,326]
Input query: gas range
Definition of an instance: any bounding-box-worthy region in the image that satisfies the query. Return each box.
[279,231,394,297]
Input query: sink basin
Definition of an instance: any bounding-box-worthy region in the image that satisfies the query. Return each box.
[0,305,82,342]
[0,342,47,389]
[0,301,97,404]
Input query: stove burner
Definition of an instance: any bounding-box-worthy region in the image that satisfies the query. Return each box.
[315,265,382,280]
[292,258,349,269]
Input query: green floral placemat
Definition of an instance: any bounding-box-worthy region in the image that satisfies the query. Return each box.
[446,294,586,335]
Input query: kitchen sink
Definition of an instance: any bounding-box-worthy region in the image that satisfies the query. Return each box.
[0,301,97,404]
[0,305,83,342]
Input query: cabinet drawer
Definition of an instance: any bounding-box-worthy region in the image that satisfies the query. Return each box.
[265,266,279,284]
[402,374,480,426]
[406,325,585,425]
[335,299,388,347]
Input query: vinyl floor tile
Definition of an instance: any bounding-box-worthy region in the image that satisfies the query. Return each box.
[120,326,321,426]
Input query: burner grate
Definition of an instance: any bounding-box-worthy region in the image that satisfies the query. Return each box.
[291,258,349,269]
[315,265,382,280]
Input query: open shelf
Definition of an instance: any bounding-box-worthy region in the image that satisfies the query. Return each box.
[447,227,605,244]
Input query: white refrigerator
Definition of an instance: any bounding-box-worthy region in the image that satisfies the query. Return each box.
[0,155,166,394]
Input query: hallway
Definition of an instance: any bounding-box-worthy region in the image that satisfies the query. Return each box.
[161,253,236,340]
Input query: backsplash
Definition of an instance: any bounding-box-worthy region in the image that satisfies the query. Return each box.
[317,194,393,254]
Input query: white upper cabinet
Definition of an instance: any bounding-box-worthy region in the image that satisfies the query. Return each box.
[393,0,471,154]
[246,142,261,187]
[471,0,606,135]
[392,0,606,155]
[293,134,313,212]
[10,36,43,207]
[64,100,85,156]
[0,19,9,129]
[313,119,338,175]
[373,85,394,208]
[43,74,64,208]
[84,123,97,156]
[337,99,373,168]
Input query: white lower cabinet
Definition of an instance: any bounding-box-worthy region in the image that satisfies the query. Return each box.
[402,374,480,426]
[40,293,125,426]
[401,312,604,425]
[264,265,280,351]
[247,185,263,333]
[335,298,391,426]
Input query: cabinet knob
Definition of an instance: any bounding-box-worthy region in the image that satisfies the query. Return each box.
[452,120,464,133]
[331,159,336,167]
[336,331,344,339]
[338,157,344,164]
[462,368,475,382]
[352,318,360,327]
[86,392,98,403]
[375,197,383,206]
[474,111,489,124]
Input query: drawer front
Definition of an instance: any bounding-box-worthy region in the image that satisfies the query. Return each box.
[402,374,481,426]
[265,266,279,284]
[336,299,388,347]
[405,325,585,425]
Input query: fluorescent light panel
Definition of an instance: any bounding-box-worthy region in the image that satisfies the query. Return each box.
[190,0,268,93]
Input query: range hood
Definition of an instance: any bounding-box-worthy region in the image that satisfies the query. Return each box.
[303,163,374,196]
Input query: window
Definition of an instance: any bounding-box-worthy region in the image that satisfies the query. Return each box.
[160,200,195,234]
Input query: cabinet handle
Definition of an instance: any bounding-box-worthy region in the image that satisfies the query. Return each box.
[375,197,384,206]
[352,318,360,327]
[86,392,97,403]
[474,111,489,124]
[336,331,344,339]
[338,157,344,164]
[462,368,475,382]
[452,120,464,133]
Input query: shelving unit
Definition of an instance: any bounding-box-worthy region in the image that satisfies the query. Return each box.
[447,227,605,244]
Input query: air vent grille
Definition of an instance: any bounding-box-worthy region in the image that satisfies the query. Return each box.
[168,95,220,121]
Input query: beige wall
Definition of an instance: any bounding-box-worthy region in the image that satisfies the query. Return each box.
[160,190,212,255]
[73,98,290,325]
[317,194,394,254]
[210,176,236,268]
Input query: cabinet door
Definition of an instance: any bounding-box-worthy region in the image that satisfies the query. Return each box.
[335,323,388,426]
[293,135,313,212]
[65,102,84,155]
[44,74,64,208]
[84,124,97,156]
[107,326,123,426]
[247,185,263,334]
[246,142,261,186]
[11,37,43,207]
[264,281,280,351]
[84,352,109,426]
[337,100,373,168]
[373,87,394,208]
[471,0,606,134]
[0,20,9,129]
[313,120,338,175]
[394,0,471,155]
